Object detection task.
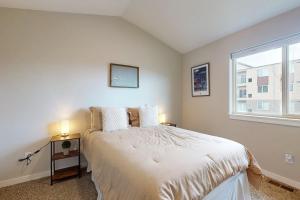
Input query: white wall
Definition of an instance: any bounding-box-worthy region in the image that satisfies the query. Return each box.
[0,8,182,183]
[182,8,300,183]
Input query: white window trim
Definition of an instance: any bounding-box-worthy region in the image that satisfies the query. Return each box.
[229,32,300,127]
[229,114,300,127]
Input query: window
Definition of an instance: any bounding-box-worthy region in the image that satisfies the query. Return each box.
[288,42,300,115]
[230,34,300,126]
[258,85,268,93]
[233,47,282,116]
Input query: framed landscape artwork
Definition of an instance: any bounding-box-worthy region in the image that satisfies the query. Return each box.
[191,63,210,97]
[110,63,139,88]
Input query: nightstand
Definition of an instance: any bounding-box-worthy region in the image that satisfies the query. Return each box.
[50,133,81,185]
[161,122,176,127]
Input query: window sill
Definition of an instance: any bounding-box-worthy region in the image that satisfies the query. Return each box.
[229,114,300,127]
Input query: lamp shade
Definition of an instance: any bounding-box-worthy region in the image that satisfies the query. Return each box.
[60,120,70,135]
[159,113,166,123]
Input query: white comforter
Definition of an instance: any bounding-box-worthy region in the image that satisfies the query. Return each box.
[83,126,260,200]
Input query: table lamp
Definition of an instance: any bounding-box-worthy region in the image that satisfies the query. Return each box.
[159,113,166,123]
[60,120,70,137]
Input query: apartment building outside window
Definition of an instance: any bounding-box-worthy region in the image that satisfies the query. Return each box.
[257,100,270,110]
[258,85,268,93]
[257,68,269,77]
[238,73,247,84]
[239,87,247,98]
[289,84,294,92]
[230,34,300,126]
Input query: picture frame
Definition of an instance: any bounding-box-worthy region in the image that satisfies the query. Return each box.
[110,63,139,88]
[191,63,210,97]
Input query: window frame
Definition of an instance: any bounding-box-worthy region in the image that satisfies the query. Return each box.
[229,33,300,127]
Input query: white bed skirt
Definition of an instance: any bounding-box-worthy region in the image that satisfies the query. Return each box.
[204,171,251,200]
[91,170,251,200]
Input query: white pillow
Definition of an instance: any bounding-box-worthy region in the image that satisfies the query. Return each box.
[139,105,159,127]
[101,107,128,132]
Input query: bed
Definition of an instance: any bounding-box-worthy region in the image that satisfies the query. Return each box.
[83,125,262,200]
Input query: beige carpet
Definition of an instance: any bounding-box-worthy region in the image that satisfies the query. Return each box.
[0,173,299,200]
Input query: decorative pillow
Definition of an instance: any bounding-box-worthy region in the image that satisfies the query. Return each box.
[89,107,102,130]
[139,105,159,127]
[102,107,128,132]
[127,108,140,127]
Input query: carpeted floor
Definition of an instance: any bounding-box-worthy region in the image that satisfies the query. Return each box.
[0,173,299,200]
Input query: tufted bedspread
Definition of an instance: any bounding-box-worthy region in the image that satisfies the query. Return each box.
[83,126,261,200]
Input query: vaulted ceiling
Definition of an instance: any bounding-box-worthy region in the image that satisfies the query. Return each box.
[1,0,300,53]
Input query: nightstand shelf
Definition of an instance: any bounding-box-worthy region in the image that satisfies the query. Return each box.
[52,150,79,160]
[50,133,81,185]
[52,166,80,181]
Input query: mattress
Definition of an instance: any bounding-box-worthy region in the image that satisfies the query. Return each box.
[83,126,261,200]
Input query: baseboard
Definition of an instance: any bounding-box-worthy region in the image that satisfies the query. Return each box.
[262,169,300,190]
[0,170,50,188]
[0,160,88,189]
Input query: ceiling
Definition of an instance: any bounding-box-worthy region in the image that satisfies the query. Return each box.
[1,0,300,53]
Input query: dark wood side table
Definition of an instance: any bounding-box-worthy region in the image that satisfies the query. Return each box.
[50,133,81,185]
[161,122,176,127]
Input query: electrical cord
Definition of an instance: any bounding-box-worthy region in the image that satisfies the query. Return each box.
[18,142,50,165]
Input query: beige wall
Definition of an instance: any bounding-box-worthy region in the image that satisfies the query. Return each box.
[182,7,300,182]
[0,8,182,182]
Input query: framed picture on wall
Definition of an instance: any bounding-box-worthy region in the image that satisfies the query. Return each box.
[110,63,139,88]
[191,63,210,97]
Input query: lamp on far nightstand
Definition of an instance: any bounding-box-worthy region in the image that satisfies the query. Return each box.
[60,120,70,137]
[159,113,166,123]
[159,113,177,127]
